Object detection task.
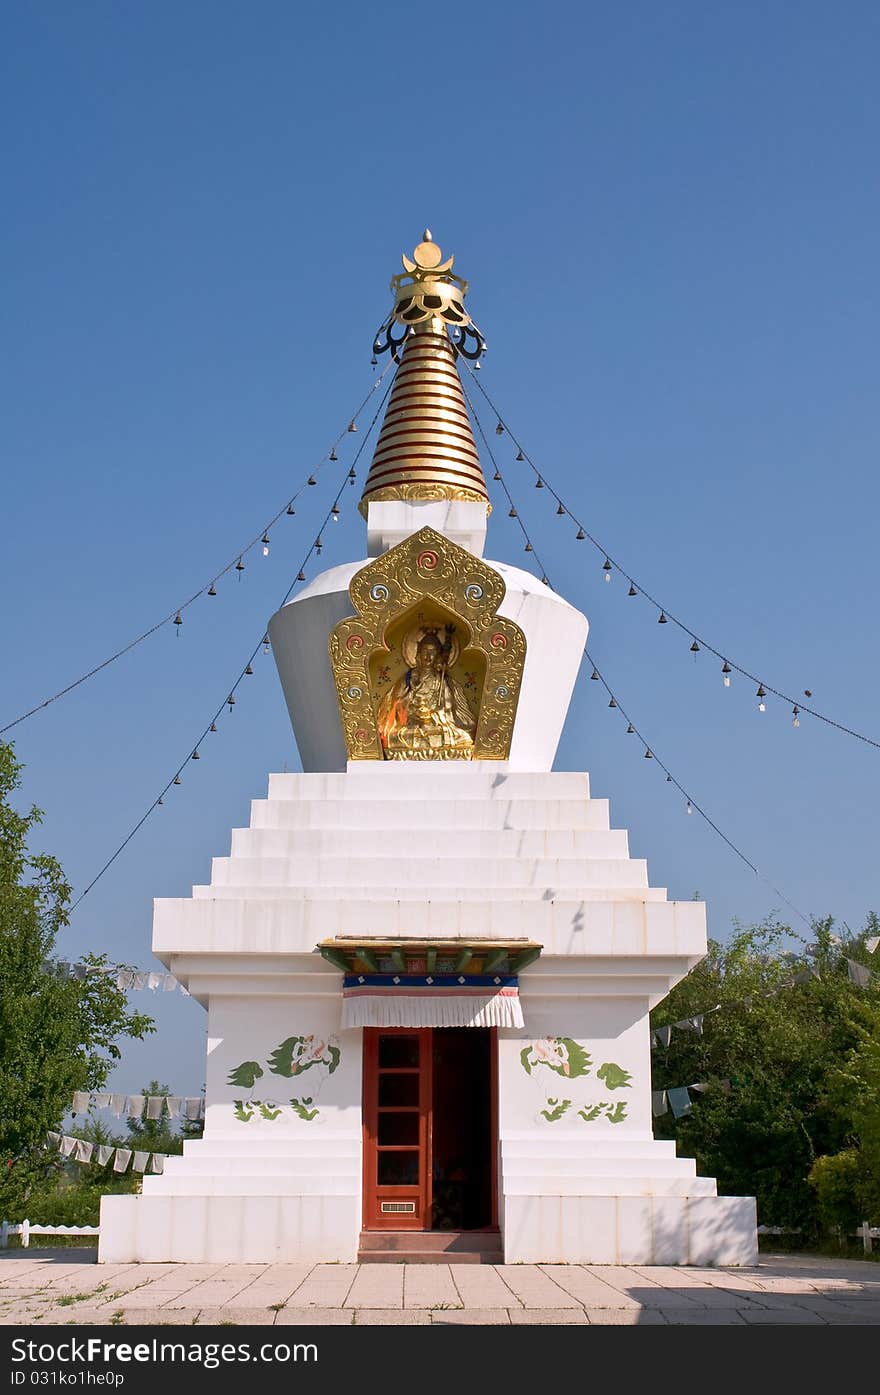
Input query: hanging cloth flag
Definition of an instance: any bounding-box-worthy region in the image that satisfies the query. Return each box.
[150,1153,165,1174]
[73,1138,93,1164]
[46,1131,62,1148]
[147,972,162,990]
[113,1149,132,1173]
[162,974,178,991]
[59,1136,77,1158]
[71,1092,90,1115]
[108,1094,126,1116]
[95,1144,114,1166]
[651,1091,668,1117]
[165,1097,182,1118]
[667,1087,693,1118]
[146,1095,164,1120]
[341,974,524,1029]
[847,959,873,987]
[93,1093,110,1109]
[654,1025,672,1049]
[866,936,880,955]
[184,1098,204,1120]
[125,1096,145,1119]
[132,1151,150,1173]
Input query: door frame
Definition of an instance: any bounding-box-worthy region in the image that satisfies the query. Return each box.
[362,1025,498,1232]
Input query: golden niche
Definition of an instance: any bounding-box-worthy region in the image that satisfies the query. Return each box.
[329,527,526,762]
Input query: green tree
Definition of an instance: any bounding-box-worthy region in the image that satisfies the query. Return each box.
[651,914,880,1238]
[0,741,154,1216]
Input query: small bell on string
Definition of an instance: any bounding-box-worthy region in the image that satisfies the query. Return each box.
[576,528,585,540]
[191,749,200,761]
[348,468,356,483]
[263,636,270,654]
[556,504,565,516]
[757,684,766,712]
[722,661,731,687]
[173,775,182,786]
[297,570,306,581]
[308,475,317,485]
[173,612,182,634]
[508,506,517,518]
[262,534,270,557]
[227,695,236,711]
[686,800,693,815]
[690,640,700,654]
[524,541,533,552]
[315,537,323,555]
[658,611,667,624]
[370,354,378,367]
[329,450,338,461]
[602,559,612,582]
[626,723,635,734]
[235,557,245,573]
[208,583,217,596]
[535,477,544,489]
[210,721,218,733]
[347,421,357,433]
[331,504,340,522]
[495,421,504,436]
[245,664,254,676]
[541,575,549,585]
[157,796,164,806]
[590,669,599,681]
[516,450,525,462]
[627,584,637,597]
[287,502,296,516]
[493,469,502,481]
[608,697,617,708]
[644,748,653,759]
[792,705,800,728]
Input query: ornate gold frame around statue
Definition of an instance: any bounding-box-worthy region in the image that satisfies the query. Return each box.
[329,527,526,761]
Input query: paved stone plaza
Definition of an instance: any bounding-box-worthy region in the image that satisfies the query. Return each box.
[1,1251,879,1325]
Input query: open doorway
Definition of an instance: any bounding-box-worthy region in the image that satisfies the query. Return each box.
[362,1026,496,1233]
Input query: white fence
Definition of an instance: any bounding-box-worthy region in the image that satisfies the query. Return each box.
[0,1220,99,1248]
[758,1222,880,1254]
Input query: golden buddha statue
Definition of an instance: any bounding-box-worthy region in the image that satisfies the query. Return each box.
[377,625,477,760]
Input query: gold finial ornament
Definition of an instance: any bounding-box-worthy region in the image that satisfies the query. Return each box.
[361,233,489,516]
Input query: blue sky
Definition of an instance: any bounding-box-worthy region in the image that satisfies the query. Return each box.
[2,2,879,1093]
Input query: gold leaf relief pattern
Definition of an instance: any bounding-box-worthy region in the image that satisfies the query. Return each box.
[329,527,525,761]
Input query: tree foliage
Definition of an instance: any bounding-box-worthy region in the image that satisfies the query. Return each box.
[651,914,880,1236]
[0,741,154,1214]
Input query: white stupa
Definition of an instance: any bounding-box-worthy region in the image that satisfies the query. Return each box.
[100,234,757,1265]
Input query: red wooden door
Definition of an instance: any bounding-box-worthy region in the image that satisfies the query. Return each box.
[362,1028,432,1230]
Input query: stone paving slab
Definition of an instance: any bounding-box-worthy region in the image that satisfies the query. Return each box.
[491,1265,582,1308]
[430,1308,511,1324]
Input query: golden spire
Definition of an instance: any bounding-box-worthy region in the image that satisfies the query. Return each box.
[359,233,489,517]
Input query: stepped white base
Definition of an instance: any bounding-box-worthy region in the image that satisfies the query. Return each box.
[502,1195,757,1265]
[98,1194,359,1264]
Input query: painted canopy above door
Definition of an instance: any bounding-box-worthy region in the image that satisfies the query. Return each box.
[317,938,542,1030]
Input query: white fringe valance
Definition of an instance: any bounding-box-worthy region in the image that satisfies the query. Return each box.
[341,992,524,1030]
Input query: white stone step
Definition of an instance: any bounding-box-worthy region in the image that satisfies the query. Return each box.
[501,1156,698,1179]
[208,854,648,891]
[501,1137,678,1158]
[141,1175,358,1197]
[184,1137,360,1158]
[191,883,668,904]
[161,1155,359,1179]
[230,826,622,861]
[267,770,592,802]
[249,797,612,832]
[501,1176,718,1197]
